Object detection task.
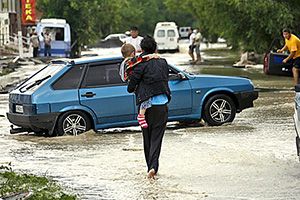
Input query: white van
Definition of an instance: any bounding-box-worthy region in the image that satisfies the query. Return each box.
[154,22,179,52]
[36,18,71,57]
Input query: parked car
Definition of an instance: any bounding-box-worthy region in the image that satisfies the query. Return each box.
[7,56,258,136]
[103,33,128,43]
[263,38,293,76]
[90,33,127,48]
[179,26,191,39]
[293,85,300,159]
[263,52,292,76]
[154,22,180,52]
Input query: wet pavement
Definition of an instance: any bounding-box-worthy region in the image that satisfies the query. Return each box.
[0,42,300,199]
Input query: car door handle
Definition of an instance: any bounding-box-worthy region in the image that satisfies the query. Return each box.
[81,92,96,98]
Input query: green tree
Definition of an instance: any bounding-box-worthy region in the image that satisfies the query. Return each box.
[37,0,194,54]
[164,0,297,53]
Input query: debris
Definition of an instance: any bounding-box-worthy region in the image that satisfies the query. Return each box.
[12,56,20,64]
[233,51,261,67]
[29,58,44,64]
[0,191,32,200]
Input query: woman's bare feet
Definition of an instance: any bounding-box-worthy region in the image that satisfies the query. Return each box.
[147,168,156,179]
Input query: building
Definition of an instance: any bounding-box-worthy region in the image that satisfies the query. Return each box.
[0,0,17,46]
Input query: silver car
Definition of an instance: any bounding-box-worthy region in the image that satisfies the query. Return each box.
[293,85,300,160]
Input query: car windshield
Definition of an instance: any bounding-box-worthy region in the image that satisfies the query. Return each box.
[17,63,65,93]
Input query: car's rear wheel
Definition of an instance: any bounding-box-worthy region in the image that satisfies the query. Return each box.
[203,94,236,126]
[56,111,92,136]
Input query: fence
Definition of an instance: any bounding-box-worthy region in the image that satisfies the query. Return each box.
[0,33,31,57]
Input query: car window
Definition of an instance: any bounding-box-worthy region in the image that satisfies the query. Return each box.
[16,63,65,92]
[43,27,64,41]
[157,30,165,37]
[167,30,176,37]
[52,65,85,90]
[82,63,123,87]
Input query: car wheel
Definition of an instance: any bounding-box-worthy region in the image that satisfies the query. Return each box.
[56,111,92,136]
[203,94,236,126]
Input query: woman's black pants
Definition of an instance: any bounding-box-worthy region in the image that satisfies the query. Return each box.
[142,104,168,173]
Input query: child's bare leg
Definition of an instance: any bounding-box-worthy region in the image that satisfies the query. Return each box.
[139,109,146,115]
[138,108,148,128]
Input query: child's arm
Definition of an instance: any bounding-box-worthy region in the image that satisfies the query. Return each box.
[125,55,141,80]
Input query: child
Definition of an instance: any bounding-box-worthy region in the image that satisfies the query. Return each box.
[120,44,159,128]
[119,44,135,82]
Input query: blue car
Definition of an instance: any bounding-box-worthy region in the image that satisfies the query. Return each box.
[7,56,258,136]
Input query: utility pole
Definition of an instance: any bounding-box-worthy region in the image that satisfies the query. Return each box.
[16,0,23,58]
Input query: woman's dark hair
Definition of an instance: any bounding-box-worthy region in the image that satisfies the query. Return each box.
[140,35,157,54]
[282,28,291,33]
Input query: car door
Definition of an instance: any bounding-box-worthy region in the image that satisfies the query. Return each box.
[168,67,192,116]
[167,29,178,49]
[79,61,135,125]
[155,29,166,50]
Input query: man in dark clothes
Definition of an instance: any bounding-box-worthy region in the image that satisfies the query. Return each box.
[127,36,171,179]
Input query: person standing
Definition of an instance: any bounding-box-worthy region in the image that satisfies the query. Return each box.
[124,26,143,53]
[194,29,202,64]
[43,30,52,57]
[188,29,196,63]
[30,31,39,57]
[127,36,171,179]
[277,28,300,85]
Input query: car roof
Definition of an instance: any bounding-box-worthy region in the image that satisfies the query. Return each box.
[104,33,127,40]
[51,56,123,65]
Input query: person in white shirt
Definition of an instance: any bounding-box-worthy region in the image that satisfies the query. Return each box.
[194,29,202,63]
[188,29,196,63]
[30,31,39,57]
[124,26,143,53]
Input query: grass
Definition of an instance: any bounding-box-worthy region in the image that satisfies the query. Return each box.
[0,165,77,200]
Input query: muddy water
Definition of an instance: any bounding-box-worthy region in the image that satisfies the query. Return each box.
[1,46,300,199]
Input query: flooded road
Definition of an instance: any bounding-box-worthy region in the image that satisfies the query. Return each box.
[1,43,300,199]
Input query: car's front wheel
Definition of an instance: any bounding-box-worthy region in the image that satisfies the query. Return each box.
[203,94,236,126]
[56,111,92,136]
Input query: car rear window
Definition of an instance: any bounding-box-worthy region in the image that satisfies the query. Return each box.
[17,63,65,92]
[167,30,176,37]
[157,30,165,37]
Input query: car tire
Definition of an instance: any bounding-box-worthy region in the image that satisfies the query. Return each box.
[203,94,236,126]
[56,111,92,136]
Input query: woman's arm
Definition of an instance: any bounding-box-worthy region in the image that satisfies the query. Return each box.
[127,64,144,93]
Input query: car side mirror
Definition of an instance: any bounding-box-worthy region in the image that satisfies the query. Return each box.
[295,84,300,92]
[169,72,187,80]
[178,72,187,80]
